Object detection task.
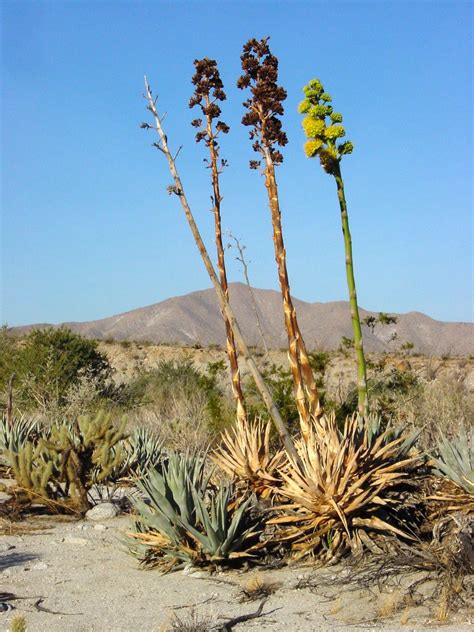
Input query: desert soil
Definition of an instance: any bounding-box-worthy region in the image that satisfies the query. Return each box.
[1,512,472,632]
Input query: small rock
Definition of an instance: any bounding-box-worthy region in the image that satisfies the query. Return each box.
[76,523,91,530]
[0,542,15,553]
[63,537,89,546]
[85,502,118,521]
[30,561,48,571]
[93,524,107,532]
[182,564,208,578]
[2,566,25,576]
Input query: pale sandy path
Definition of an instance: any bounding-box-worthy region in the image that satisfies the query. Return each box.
[1,516,472,632]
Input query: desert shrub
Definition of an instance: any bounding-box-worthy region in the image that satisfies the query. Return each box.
[0,328,113,415]
[124,359,232,450]
[330,363,420,427]
[403,376,474,450]
[244,358,326,431]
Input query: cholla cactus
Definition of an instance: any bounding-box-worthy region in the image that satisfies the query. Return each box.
[300,79,368,418]
[6,412,128,512]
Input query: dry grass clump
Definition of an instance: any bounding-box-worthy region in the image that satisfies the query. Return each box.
[166,609,214,632]
[9,615,27,632]
[331,512,474,622]
[269,412,419,561]
[212,417,284,498]
[239,573,280,602]
[402,374,474,451]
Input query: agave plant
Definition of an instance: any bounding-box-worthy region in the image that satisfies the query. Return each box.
[212,417,285,499]
[112,426,163,480]
[127,451,262,571]
[0,414,41,454]
[430,427,474,495]
[269,412,420,560]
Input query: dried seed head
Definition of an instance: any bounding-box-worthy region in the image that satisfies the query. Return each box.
[190,58,229,145]
[237,37,288,166]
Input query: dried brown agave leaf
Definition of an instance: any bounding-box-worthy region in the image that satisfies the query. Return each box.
[212,417,285,498]
[269,412,419,559]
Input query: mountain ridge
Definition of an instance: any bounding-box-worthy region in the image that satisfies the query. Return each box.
[11,283,473,356]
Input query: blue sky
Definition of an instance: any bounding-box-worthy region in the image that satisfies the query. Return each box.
[1,0,472,326]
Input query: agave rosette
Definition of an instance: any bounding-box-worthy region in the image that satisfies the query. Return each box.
[270,413,420,558]
[211,417,285,498]
[127,451,264,571]
[427,427,474,515]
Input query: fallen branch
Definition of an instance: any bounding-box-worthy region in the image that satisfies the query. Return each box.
[217,598,268,630]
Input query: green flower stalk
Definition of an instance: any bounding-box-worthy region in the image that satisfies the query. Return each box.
[300,79,368,418]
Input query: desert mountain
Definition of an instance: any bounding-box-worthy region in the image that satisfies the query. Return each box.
[13,283,474,356]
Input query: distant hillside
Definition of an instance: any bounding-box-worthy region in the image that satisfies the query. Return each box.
[12,283,474,356]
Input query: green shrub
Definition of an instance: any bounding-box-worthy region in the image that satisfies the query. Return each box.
[0,327,112,413]
[123,359,229,437]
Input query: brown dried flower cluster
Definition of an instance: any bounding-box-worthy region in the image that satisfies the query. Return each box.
[237,37,288,168]
[189,58,229,147]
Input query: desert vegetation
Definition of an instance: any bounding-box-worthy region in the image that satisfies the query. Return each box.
[1,35,472,629]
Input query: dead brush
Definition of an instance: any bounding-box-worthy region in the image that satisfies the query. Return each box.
[166,608,214,632]
[269,412,420,561]
[238,573,280,602]
[329,515,474,622]
[212,417,285,499]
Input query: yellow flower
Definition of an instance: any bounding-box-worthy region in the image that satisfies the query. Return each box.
[324,125,345,140]
[304,139,323,157]
[302,117,325,138]
[298,99,311,114]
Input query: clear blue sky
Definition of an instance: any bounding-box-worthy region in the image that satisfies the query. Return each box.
[1,0,472,326]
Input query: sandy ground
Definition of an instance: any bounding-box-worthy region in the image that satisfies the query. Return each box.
[1,513,472,632]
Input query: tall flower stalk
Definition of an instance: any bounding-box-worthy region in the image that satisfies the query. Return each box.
[189,58,246,423]
[142,77,297,461]
[299,79,368,417]
[237,38,322,437]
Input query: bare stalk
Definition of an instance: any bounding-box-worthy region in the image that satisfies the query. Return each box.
[227,231,270,358]
[143,77,297,460]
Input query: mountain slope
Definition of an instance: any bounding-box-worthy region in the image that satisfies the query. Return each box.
[13,283,474,356]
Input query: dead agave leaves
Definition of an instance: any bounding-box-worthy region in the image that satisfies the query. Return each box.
[427,478,474,517]
[269,412,420,559]
[211,417,285,498]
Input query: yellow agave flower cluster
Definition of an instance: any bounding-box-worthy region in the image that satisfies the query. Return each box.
[299,79,353,174]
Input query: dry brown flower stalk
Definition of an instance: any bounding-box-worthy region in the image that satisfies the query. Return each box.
[238,37,321,437]
[190,58,246,422]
